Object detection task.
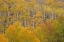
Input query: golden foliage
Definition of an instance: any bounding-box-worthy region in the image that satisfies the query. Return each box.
[0,34,8,42]
[5,21,40,42]
[0,0,64,42]
[18,27,40,42]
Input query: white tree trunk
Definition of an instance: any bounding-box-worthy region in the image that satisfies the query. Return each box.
[55,14,56,20]
[33,19,34,28]
[43,10,46,22]
[17,13,18,20]
[8,12,9,16]
[51,11,54,20]
[24,20,27,27]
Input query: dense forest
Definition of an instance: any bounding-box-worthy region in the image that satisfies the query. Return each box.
[0,0,64,42]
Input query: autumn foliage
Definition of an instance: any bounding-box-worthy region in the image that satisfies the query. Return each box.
[0,0,64,42]
[0,34,8,42]
[4,21,40,42]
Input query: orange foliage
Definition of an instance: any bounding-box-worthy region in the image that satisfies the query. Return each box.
[0,34,8,42]
[45,19,54,35]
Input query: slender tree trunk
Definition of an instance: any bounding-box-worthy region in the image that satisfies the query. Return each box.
[20,22,22,26]
[51,11,54,20]
[0,12,1,23]
[24,20,27,27]
[8,12,9,16]
[3,28,4,34]
[33,19,34,28]
[43,10,46,22]
[54,14,56,20]
[17,13,18,20]
[50,14,51,20]
[32,10,35,28]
